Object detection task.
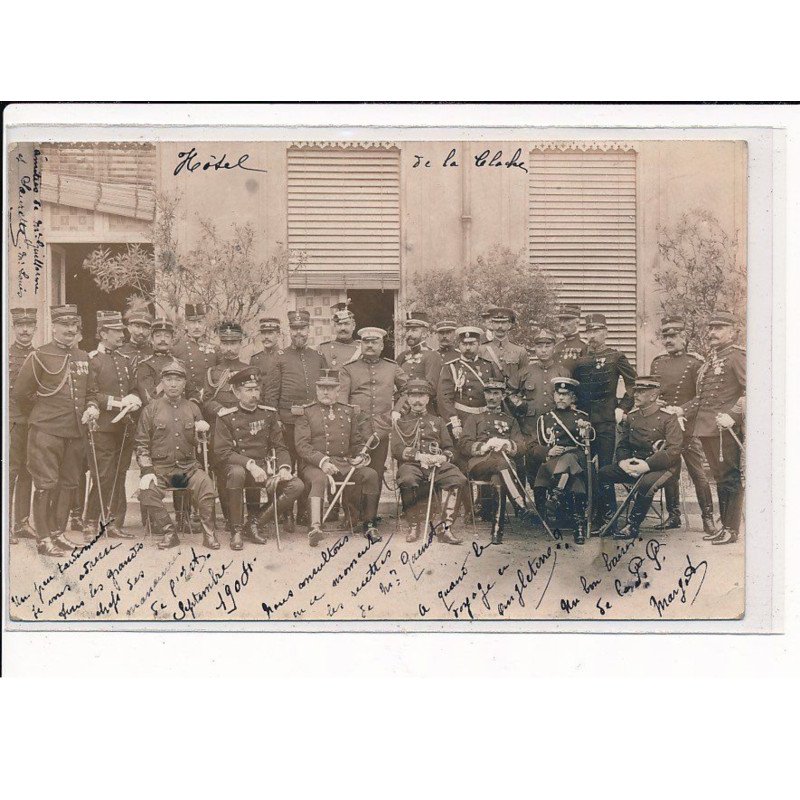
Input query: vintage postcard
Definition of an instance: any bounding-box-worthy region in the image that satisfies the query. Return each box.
[4,108,776,628]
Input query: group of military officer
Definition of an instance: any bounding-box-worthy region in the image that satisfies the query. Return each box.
[9,297,745,556]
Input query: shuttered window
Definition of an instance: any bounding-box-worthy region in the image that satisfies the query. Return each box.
[528,145,637,363]
[287,145,401,289]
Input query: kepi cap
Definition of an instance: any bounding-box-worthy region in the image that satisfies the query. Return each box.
[316,368,340,386]
[288,310,311,328]
[96,310,125,330]
[51,304,79,323]
[218,321,244,341]
[489,307,516,324]
[151,316,175,333]
[161,360,186,378]
[557,304,581,320]
[660,315,686,335]
[10,307,37,324]
[124,305,154,326]
[534,328,557,343]
[406,378,435,396]
[434,319,457,333]
[403,310,430,328]
[634,375,661,390]
[184,303,206,320]
[259,317,281,331]
[230,367,261,389]
[584,312,607,331]
[708,310,737,327]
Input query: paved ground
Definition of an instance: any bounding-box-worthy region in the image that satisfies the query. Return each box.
[8,485,744,624]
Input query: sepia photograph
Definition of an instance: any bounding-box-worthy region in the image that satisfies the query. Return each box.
[5,125,756,625]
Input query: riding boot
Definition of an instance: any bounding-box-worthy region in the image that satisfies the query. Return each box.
[362,492,381,543]
[490,490,507,545]
[157,523,180,550]
[656,509,682,530]
[437,488,463,545]
[400,486,420,542]
[53,490,78,547]
[307,497,324,548]
[545,487,563,517]
[230,525,244,551]
[572,494,587,545]
[613,493,651,540]
[199,499,221,550]
[13,518,37,540]
[33,488,65,555]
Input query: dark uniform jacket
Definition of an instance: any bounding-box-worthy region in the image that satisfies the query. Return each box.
[295,401,369,471]
[537,407,591,451]
[339,356,408,434]
[318,338,361,369]
[554,333,587,373]
[171,335,218,396]
[13,341,98,438]
[508,359,571,435]
[460,408,526,461]
[479,338,528,384]
[682,344,745,438]
[9,341,35,423]
[249,346,280,401]
[134,395,203,475]
[617,402,683,472]
[89,343,138,432]
[437,355,503,424]
[436,345,460,365]
[397,343,442,386]
[650,350,704,407]
[118,340,154,374]
[391,412,455,462]
[213,403,291,472]
[135,351,175,405]
[267,345,327,425]
[200,358,249,419]
[572,347,636,424]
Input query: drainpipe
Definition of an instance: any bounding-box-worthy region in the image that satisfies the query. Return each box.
[461,141,472,268]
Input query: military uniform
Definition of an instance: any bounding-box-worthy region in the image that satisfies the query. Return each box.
[682,337,745,538]
[201,357,249,418]
[13,326,99,546]
[86,334,139,533]
[171,334,218,397]
[397,342,442,385]
[437,355,503,433]
[479,337,528,384]
[554,332,587,373]
[534,406,592,493]
[118,339,154,373]
[651,345,714,526]
[136,351,175,404]
[9,337,35,537]
[213,395,304,546]
[249,345,280,401]
[318,338,361,369]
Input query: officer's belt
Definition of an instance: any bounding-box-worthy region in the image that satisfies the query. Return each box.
[455,402,487,414]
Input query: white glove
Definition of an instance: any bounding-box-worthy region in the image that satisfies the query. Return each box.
[627,459,651,477]
[217,407,236,417]
[81,406,100,425]
[139,473,158,491]
[349,454,367,469]
[663,405,685,417]
[120,393,142,411]
[615,408,626,424]
[451,423,463,440]
[548,446,566,458]
[195,420,210,434]
[277,466,293,482]
[391,410,402,422]
[716,413,735,429]
[479,442,491,455]
[486,436,505,451]
[321,460,340,477]
[247,460,268,483]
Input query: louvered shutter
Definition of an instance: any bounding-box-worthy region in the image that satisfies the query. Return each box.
[528,146,637,364]
[287,146,401,289]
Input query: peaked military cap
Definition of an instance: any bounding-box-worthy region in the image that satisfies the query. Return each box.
[316,368,341,386]
[660,314,685,334]
[124,305,154,326]
[489,307,516,324]
[358,326,387,340]
[10,307,37,324]
[50,304,79,323]
[259,317,281,331]
[161,360,186,378]
[151,316,175,333]
[184,303,206,320]
[484,378,507,391]
[584,312,608,331]
[708,310,737,327]
[404,310,431,328]
[456,326,483,343]
[230,367,261,388]
[406,378,435,396]
[288,309,311,328]
[96,310,125,330]
[557,303,581,320]
[434,319,457,333]
[534,328,557,343]
[551,377,580,392]
[218,321,244,341]
[633,375,661,390]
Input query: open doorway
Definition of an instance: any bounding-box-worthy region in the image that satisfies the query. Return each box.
[62,243,153,349]
[347,289,397,359]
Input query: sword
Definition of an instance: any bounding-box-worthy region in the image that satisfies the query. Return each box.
[499,450,557,541]
[106,419,132,521]
[322,433,380,524]
[726,426,744,451]
[422,464,438,541]
[273,483,282,551]
[597,474,646,537]
[86,421,109,537]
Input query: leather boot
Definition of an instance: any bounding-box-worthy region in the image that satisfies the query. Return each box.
[51,532,79,552]
[406,522,420,544]
[490,490,506,545]
[656,509,682,530]
[363,520,381,544]
[230,525,244,551]
[32,488,52,542]
[545,487,563,517]
[244,517,267,545]
[14,518,37,540]
[701,511,717,537]
[614,493,650,540]
[712,527,738,545]
[108,523,135,539]
[307,497,323,548]
[437,488,463,545]
[572,495,587,545]
[400,486,420,541]
[37,537,67,557]
[199,501,221,550]
[157,525,180,549]
[362,491,381,543]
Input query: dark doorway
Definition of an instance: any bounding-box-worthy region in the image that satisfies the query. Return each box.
[63,243,153,349]
[347,289,397,359]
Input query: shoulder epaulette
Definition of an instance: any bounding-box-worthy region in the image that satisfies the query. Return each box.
[339,402,356,408]
[218,407,236,417]
[319,340,333,347]
[116,350,130,359]
[302,401,317,409]
[687,351,705,361]
[444,356,459,365]
[139,354,155,364]
[257,404,277,412]
[382,357,397,364]
[651,353,667,362]
[576,409,589,417]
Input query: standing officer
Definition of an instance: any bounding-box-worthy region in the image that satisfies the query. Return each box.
[396,310,441,385]
[249,316,282,400]
[479,307,528,384]
[135,360,219,550]
[433,319,460,366]
[534,378,593,544]
[438,326,503,443]
[9,307,38,544]
[597,376,683,540]
[318,302,361,369]
[136,316,177,403]
[553,304,587,373]
[119,305,154,370]
[84,310,141,540]
[339,327,409,488]
[391,378,466,545]
[295,368,382,546]
[171,303,218,397]
[572,312,637,525]
[650,315,715,534]
[13,304,100,556]
[506,327,570,504]
[460,378,526,544]
[213,367,304,551]
[671,310,745,545]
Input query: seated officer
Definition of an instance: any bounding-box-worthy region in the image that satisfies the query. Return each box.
[134,360,219,551]
[391,378,467,545]
[459,378,526,544]
[213,367,304,551]
[597,375,683,540]
[534,378,593,544]
[295,368,382,547]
